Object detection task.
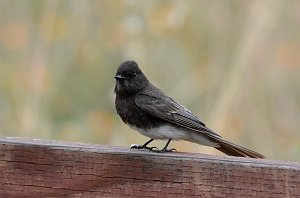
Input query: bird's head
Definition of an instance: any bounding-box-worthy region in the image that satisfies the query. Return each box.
[114,60,149,96]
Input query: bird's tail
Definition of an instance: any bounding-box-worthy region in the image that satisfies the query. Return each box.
[213,137,265,158]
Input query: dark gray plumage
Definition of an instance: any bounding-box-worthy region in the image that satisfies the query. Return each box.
[114,60,264,158]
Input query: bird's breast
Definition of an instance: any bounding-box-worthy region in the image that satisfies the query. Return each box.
[115,95,163,129]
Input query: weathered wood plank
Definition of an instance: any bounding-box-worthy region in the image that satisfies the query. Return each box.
[0,136,299,197]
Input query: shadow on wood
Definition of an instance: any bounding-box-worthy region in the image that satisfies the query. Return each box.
[0,136,300,197]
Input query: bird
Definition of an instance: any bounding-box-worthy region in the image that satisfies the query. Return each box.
[114,60,264,158]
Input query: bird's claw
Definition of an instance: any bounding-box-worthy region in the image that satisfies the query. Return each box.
[153,148,177,153]
[130,144,176,153]
[165,148,177,152]
[130,144,158,151]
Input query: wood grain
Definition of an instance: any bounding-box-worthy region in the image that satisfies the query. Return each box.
[0,137,299,197]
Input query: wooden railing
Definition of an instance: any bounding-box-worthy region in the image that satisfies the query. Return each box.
[0,136,299,197]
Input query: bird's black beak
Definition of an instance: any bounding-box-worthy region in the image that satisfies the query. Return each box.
[114,75,126,80]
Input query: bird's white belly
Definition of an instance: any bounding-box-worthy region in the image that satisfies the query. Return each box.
[128,124,218,147]
[130,124,188,139]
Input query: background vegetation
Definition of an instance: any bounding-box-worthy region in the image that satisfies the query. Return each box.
[1,0,299,160]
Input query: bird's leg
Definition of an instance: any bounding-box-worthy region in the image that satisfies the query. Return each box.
[156,139,176,153]
[130,139,158,151]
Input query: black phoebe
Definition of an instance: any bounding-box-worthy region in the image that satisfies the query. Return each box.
[114,60,264,158]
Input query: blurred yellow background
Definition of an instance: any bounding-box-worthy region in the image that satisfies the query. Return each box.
[1,0,299,160]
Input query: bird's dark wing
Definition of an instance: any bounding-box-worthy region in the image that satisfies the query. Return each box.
[135,91,221,138]
[135,87,265,158]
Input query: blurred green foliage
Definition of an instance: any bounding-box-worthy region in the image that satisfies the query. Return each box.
[0,0,300,160]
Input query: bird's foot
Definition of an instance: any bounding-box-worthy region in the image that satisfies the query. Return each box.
[130,144,158,151]
[152,148,177,153]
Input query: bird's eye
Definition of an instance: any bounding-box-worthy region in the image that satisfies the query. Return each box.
[124,72,137,80]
